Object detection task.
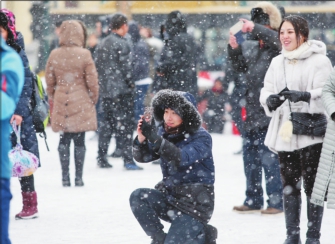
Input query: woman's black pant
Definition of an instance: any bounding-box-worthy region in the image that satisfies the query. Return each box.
[59,132,86,148]
[278,143,322,197]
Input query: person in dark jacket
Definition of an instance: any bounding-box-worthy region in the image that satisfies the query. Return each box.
[0,9,40,220]
[152,11,199,98]
[94,13,142,170]
[198,77,229,134]
[227,2,284,214]
[128,21,152,125]
[130,89,217,244]
[0,36,24,244]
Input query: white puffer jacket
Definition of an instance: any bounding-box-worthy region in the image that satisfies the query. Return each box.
[260,40,333,153]
[311,68,335,209]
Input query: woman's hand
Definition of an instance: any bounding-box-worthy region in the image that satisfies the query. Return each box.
[229,32,239,49]
[137,116,146,143]
[240,18,255,33]
[10,114,23,126]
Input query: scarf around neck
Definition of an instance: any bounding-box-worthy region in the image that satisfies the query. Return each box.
[164,122,185,135]
[281,41,310,60]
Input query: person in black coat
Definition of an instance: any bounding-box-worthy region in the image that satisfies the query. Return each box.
[94,13,142,170]
[130,89,217,244]
[1,9,40,220]
[227,2,284,214]
[198,77,229,134]
[152,11,199,98]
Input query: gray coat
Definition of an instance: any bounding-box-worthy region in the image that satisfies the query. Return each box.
[311,67,335,209]
[94,32,133,98]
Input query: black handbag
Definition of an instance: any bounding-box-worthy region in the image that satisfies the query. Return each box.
[290,112,327,138]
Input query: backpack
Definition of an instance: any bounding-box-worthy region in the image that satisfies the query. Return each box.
[30,72,50,151]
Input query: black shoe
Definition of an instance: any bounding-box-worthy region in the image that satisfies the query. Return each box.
[109,148,122,158]
[205,224,218,244]
[75,178,84,187]
[97,156,113,168]
[150,233,166,244]
[62,176,71,187]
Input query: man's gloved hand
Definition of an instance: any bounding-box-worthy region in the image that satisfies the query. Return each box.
[266,94,285,111]
[141,119,160,143]
[281,90,311,103]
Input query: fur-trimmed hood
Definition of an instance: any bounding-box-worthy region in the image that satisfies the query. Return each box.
[151,89,202,134]
[253,2,282,30]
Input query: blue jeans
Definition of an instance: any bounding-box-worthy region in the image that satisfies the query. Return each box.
[129,188,205,244]
[134,84,150,122]
[1,179,12,244]
[242,128,283,210]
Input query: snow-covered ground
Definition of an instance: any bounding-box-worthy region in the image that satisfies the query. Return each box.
[8,122,335,244]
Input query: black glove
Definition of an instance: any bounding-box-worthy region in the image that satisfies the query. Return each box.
[266,94,284,111]
[141,119,160,143]
[281,90,311,103]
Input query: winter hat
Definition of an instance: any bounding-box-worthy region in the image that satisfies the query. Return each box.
[165,10,187,37]
[128,21,141,43]
[151,89,202,134]
[0,9,16,40]
[251,2,282,30]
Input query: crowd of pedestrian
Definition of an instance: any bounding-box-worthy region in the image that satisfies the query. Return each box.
[2,1,335,243]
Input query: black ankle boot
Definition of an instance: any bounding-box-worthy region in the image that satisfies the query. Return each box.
[283,195,302,244]
[305,197,323,244]
[150,233,166,244]
[74,146,86,186]
[58,144,71,187]
[205,224,218,244]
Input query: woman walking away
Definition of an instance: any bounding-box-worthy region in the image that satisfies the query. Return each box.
[1,9,40,220]
[45,20,99,187]
[260,15,332,244]
[130,89,217,244]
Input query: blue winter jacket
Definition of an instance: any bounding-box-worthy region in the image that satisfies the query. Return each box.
[10,32,40,161]
[1,37,24,179]
[133,89,215,223]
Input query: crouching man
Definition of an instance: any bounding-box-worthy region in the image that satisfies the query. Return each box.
[129,89,217,244]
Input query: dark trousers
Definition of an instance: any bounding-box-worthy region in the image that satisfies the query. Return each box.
[59,132,86,148]
[278,143,323,197]
[130,188,205,244]
[243,128,283,210]
[98,95,134,163]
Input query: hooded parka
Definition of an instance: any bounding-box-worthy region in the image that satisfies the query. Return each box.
[133,89,215,223]
[153,11,199,98]
[45,20,99,133]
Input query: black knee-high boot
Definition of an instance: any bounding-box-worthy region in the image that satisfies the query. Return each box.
[74,146,86,186]
[58,144,70,187]
[305,197,323,244]
[283,195,302,244]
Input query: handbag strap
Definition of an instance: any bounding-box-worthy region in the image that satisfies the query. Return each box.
[11,120,21,145]
[283,58,292,113]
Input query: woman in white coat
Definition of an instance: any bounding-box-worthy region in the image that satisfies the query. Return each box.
[260,15,332,244]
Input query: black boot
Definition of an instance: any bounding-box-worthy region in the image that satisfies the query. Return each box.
[305,197,323,244]
[97,133,113,168]
[283,195,302,244]
[58,144,70,187]
[74,146,86,186]
[150,233,166,244]
[205,224,218,244]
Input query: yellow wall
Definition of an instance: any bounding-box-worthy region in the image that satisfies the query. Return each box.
[3,1,33,44]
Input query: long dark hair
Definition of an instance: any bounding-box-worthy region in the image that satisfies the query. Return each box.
[278,15,309,46]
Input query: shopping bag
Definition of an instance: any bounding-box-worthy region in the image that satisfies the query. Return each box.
[8,121,39,177]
